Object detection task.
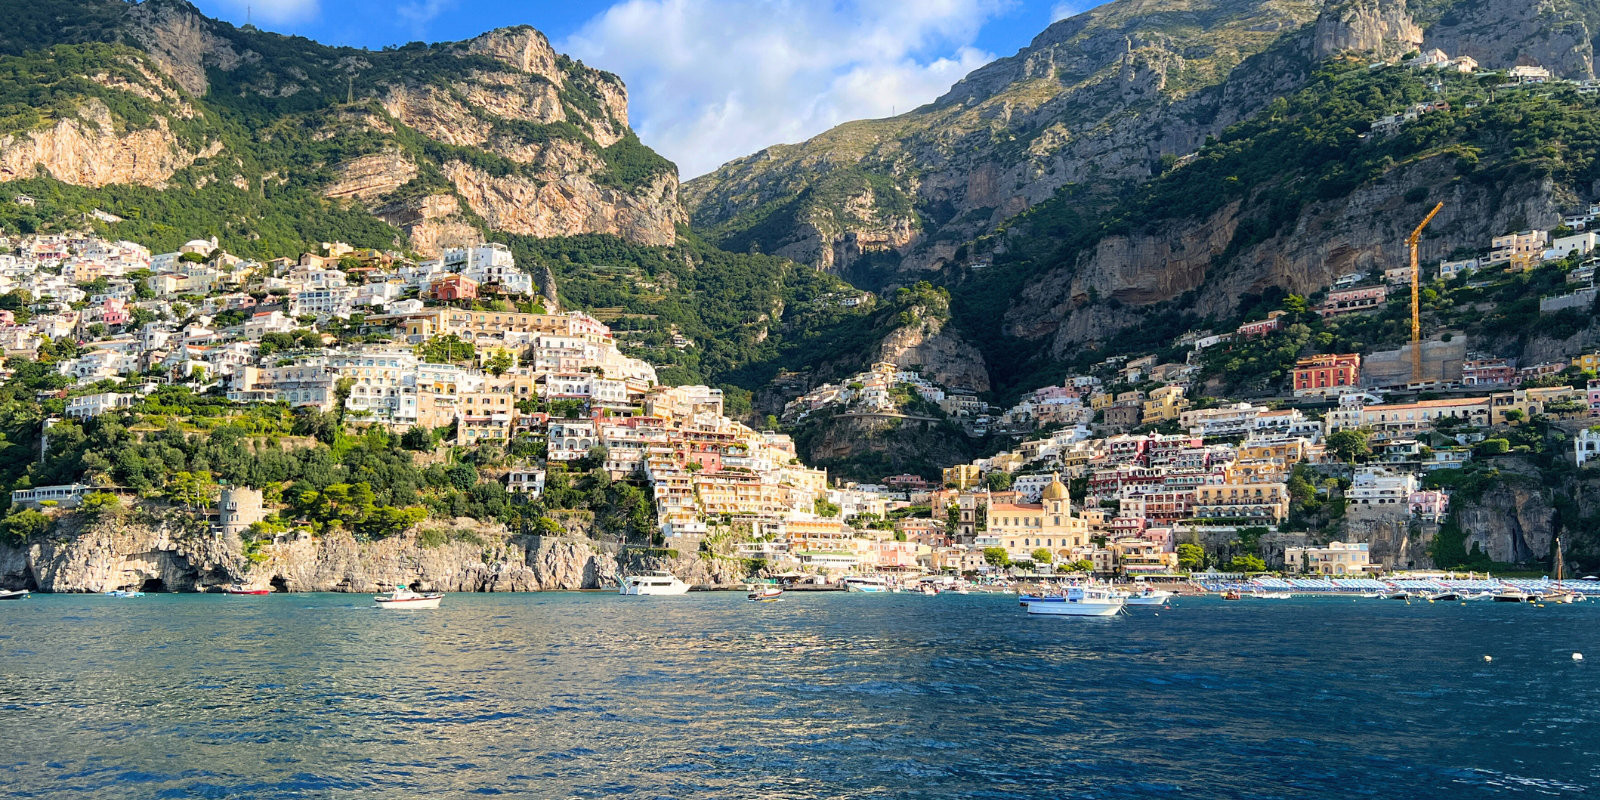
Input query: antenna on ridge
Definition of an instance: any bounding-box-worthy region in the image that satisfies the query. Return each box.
[247,5,251,26]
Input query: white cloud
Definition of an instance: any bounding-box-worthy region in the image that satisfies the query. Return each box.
[1050,2,1080,21]
[397,0,457,37]
[561,0,1004,179]
[212,0,321,25]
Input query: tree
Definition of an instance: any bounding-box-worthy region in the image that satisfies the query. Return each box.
[1477,438,1510,455]
[985,471,1013,491]
[945,502,960,533]
[353,506,426,540]
[418,335,475,365]
[1066,559,1094,573]
[1230,554,1267,573]
[79,491,124,519]
[982,547,1011,569]
[447,463,479,491]
[0,508,49,545]
[167,470,218,510]
[1031,547,1053,564]
[400,426,435,452]
[486,348,514,376]
[1326,429,1371,464]
[814,497,840,518]
[1503,409,1526,424]
[1177,543,1205,572]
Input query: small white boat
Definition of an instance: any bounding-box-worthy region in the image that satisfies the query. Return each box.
[619,571,691,596]
[0,589,30,600]
[1124,588,1174,606]
[1425,591,1462,602]
[374,586,444,609]
[1249,591,1293,600]
[1025,585,1125,617]
[1491,589,1532,603]
[746,586,783,602]
[105,589,144,598]
[842,576,889,593]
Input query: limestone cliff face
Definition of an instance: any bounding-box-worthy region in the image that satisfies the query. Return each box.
[373,194,484,258]
[1340,505,1438,569]
[1422,0,1595,80]
[793,412,978,482]
[874,314,991,393]
[1453,483,1557,565]
[0,511,757,593]
[1313,0,1423,59]
[120,0,257,96]
[0,98,215,188]
[1009,155,1564,353]
[444,161,682,246]
[322,151,417,201]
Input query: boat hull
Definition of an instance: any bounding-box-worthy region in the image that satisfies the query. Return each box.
[374,595,443,609]
[0,589,29,600]
[747,589,783,602]
[1025,599,1123,617]
[226,588,270,595]
[1124,593,1172,606]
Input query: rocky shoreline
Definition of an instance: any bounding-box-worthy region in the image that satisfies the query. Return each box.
[0,512,749,594]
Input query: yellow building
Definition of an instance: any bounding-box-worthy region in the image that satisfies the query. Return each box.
[1576,353,1600,372]
[944,463,983,490]
[989,476,1090,560]
[1192,482,1290,522]
[1141,384,1191,426]
[1489,386,1585,425]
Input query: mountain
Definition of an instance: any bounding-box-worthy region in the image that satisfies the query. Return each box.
[688,0,1598,281]
[687,0,1600,401]
[0,0,680,256]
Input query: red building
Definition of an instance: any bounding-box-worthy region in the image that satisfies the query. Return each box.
[1236,311,1284,339]
[1293,354,1361,396]
[432,274,479,302]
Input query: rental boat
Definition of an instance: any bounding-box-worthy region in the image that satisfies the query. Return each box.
[1491,588,1532,603]
[1426,591,1462,602]
[619,571,691,596]
[1025,585,1125,617]
[1249,590,1293,600]
[1385,591,1413,601]
[746,586,783,602]
[0,589,29,600]
[842,576,890,593]
[374,586,444,609]
[225,584,270,595]
[105,589,143,598]
[1123,587,1174,606]
[1221,589,1243,601]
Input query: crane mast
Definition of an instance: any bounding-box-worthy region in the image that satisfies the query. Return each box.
[1409,202,1444,383]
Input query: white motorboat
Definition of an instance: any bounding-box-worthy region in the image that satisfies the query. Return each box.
[374,586,444,609]
[619,571,691,596]
[1249,590,1293,600]
[0,589,30,600]
[1123,587,1174,606]
[842,576,890,593]
[746,585,783,602]
[1491,589,1532,603]
[105,589,143,598]
[1024,585,1125,617]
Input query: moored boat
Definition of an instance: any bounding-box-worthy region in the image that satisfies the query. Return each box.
[1025,585,1124,617]
[1124,587,1174,606]
[1491,589,1532,603]
[225,584,270,595]
[374,586,444,609]
[619,571,691,596]
[0,589,30,600]
[746,586,783,602]
[1221,589,1243,601]
[1385,591,1413,601]
[1426,591,1461,602]
[105,589,143,598]
[842,576,890,593]
[1249,590,1292,600]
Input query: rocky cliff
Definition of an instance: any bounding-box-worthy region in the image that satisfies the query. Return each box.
[0,2,684,251]
[0,511,745,593]
[1452,482,1558,566]
[873,312,991,393]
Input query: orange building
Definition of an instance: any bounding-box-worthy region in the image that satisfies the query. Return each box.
[1293,354,1360,396]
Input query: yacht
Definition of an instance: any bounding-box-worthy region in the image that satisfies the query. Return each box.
[1491,588,1532,603]
[842,576,890,593]
[619,571,691,596]
[374,586,444,609]
[1123,587,1175,606]
[1024,585,1125,617]
[0,589,29,600]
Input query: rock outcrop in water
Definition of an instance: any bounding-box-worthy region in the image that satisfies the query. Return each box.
[0,511,747,593]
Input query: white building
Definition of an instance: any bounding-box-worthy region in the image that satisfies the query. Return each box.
[1577,427,1600,467]
[65,392,135,419]
[1347,468,1419,508]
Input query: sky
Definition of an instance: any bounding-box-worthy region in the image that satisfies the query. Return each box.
[191,0,1093,178]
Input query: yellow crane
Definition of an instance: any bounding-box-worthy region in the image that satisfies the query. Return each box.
[1409,201,1444,383]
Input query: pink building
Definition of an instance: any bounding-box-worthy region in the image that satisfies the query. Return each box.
[1236,312,1284,338]
[1409,490,1449,522]
[101,298,129,327]
[1318,286,1387,318]
[872,539,920,570]
[1587,379,1600,416]
[1462,358,1516,386]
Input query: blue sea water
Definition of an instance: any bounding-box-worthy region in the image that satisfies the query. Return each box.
[1,591,1597,799]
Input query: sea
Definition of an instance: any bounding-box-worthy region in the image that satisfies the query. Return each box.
[1,591,1597,799]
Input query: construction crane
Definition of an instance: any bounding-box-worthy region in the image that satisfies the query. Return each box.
[1409,201,1445,383]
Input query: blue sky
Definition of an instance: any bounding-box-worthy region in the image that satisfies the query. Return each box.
[193,0,1093,177]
